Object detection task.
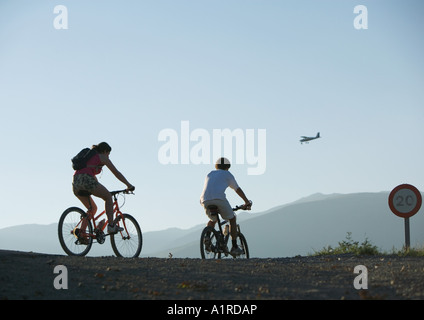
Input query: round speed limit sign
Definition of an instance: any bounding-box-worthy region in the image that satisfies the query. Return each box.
[388,184,422,218]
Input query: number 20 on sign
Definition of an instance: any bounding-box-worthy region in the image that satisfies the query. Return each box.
[388,184,422,249]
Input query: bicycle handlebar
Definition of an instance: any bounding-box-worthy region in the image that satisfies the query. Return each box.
[110,189,135,196]
[233,200,253,211]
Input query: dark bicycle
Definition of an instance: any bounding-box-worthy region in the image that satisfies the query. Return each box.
[200,205,249,259]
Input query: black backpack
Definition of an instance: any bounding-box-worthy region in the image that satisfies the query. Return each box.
[71,148,97,170]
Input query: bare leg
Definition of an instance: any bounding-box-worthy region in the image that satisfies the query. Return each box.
[90,183,114,223]
[76,195,97,232]
[229,217,238,244]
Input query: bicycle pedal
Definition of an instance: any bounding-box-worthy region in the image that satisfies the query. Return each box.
[75,239,89,246]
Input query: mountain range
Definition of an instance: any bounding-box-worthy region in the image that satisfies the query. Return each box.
[1,192,423,258]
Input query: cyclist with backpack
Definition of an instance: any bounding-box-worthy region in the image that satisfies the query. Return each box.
[200,157,252,255]
[72,142,135,235]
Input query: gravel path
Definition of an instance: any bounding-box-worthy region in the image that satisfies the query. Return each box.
[1,249,423,300]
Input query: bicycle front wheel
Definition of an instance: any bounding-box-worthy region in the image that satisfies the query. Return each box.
[58,207,93,256]
[237,232,249,259]
[110,214,142,258]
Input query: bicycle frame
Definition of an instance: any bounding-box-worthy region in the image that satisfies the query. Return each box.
[211,206,243,250]
[215,205,242,232]
[215,216,232,252]
[78,192,129,239]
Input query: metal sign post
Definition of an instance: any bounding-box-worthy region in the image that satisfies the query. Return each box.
[404,218,410,249]
[388,184,422,250]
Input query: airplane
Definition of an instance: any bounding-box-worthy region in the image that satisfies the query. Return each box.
[300,132,321,144]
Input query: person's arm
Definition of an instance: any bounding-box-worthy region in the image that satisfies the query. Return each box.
[100,154,134,190]
[236,187,252,209]
[228,171,251,209]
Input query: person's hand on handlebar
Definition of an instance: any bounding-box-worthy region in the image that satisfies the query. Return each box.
[126,185,135,193]
[241,200,252,210]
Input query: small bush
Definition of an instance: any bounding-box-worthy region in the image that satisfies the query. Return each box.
[390,245,424,257]
[313,232,380,256]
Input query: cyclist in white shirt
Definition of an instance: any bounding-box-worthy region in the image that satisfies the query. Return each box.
[200,157,252,255]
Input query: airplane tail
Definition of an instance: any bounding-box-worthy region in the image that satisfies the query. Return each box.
[316,132,320,138]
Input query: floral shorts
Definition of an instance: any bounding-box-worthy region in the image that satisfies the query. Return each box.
[72,174,99,196]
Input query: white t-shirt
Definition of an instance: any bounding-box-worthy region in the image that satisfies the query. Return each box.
[200,169,240,203]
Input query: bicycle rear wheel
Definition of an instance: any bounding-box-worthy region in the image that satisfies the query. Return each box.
[58,207,93,256]
[200,226,223,259]
[110,214,142,258]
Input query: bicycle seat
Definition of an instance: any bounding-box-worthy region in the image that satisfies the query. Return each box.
[207,205,219,214]
[77,190,92,197]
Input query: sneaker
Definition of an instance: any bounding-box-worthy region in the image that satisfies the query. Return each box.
[74,229,90,245]
[79,236,90,245]
[230,246,243,256]
[107,224,124,234]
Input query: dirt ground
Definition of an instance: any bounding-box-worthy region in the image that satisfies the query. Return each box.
[1,249,423,301]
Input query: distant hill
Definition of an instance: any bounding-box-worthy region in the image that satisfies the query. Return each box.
[1,192,423,258]
[242,192,424,257]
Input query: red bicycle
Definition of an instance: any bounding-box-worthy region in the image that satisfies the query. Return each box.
[58,189,142,258]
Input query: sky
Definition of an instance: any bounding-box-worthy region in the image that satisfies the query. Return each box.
[0,0,423,232]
